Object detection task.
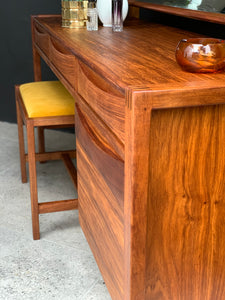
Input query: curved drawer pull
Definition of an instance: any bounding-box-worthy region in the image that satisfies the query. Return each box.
[50,37,74,57]
[76,103,123,162]
[34,24,49,55]
[49,37,77,88]
[34,24,47,35]
[78,61,125,143]
[79,61,123,98]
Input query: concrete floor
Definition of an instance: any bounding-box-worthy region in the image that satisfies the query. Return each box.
[0,122,111,300]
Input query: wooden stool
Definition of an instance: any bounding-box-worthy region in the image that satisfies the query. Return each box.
[15,81,78,240]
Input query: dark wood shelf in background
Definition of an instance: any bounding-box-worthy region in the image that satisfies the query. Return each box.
[128,0,225,25]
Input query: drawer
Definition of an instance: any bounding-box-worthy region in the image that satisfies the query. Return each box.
[34,22,49,56]
[75,92,124,164]
[78,61,125,143]
[49,37,78,90]
[75,95,124,299]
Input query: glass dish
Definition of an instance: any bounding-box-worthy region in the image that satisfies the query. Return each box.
[175,38,225,73]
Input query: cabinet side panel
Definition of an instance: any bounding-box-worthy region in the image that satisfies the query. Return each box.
[146,105,225,300]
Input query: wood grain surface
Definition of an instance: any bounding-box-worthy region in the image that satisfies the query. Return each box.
[75,96,124,299]
[32,14,225,299]
[145,105,225,299]
[33,16,225,96]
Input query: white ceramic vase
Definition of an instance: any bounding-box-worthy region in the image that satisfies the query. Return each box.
[97,0,129,27]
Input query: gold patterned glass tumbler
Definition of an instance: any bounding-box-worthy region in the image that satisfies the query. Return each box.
[61,1,88,28]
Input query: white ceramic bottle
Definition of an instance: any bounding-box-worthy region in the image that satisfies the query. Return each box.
[97,0,128,27]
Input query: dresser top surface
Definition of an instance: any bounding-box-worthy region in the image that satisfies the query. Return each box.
[34,15,225,93]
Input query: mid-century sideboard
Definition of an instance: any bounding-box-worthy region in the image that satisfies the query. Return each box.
[31,5,225,299]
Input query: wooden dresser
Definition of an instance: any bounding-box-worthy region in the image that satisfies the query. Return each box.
[32,12,225,299]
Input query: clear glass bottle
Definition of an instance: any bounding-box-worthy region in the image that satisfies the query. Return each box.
[86,0,98,31]
[112,0,123,32]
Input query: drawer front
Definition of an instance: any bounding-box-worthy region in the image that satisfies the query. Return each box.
[78,61,125,143]
[49,37,78,90]
[34,22,49,56]
[75,95,124,299]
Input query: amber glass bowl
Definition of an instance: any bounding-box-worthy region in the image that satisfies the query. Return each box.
[175,38,225,73]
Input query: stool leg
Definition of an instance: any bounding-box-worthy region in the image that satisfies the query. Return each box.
[15,96,27,183]
[38,127,46,164]
[38,127,46,156]
[27,121,40,240]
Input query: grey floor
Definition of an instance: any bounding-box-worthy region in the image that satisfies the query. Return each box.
[0,121,111,300]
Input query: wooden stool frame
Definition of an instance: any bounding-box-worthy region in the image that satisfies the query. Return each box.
[15,84,78,240]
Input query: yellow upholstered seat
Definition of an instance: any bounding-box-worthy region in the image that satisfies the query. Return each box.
[19,81,75,118]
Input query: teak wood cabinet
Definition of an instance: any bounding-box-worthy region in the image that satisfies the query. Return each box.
[32,13,225,300]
